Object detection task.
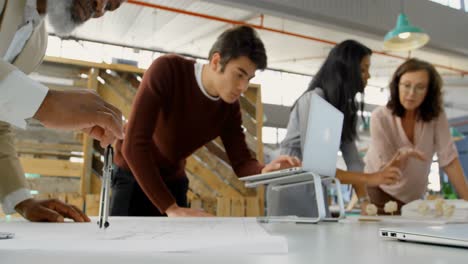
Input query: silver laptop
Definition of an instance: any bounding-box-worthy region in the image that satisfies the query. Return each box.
[240,93,344,186]
[380,225,468,248]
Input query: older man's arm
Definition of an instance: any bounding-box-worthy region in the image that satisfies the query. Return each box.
[0,60,124,147]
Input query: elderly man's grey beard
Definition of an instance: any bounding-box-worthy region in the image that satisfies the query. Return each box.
[47,0,83,36]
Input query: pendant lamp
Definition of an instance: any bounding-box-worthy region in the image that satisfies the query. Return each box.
[383,1,430,51]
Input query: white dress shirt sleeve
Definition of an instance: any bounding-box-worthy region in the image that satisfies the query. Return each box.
[1,188,32,214]
[0,69,49,129]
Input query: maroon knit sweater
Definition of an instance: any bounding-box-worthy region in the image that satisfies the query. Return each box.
[114,54,264,213]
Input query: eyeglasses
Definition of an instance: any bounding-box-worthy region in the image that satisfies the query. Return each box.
[399,82,427,95]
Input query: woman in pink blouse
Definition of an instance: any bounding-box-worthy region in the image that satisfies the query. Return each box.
[365,58,468,214]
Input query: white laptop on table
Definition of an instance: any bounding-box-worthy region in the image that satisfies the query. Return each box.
[380,225,468,248]
[240,92,344,187]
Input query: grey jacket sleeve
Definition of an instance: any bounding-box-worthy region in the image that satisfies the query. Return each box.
[340,140,364,172]
[279,101,304,159]
[280,90,324,160]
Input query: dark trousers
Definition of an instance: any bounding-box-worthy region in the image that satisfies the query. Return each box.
[367,186,406,215]
[110,166,188,216]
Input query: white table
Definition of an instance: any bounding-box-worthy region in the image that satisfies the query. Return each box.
[1,218,467,264]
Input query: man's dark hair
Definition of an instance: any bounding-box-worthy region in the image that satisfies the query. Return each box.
[208,25,267,71]
[387,58,443,122]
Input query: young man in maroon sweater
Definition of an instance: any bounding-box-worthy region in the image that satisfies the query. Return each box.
[112,26,301,217]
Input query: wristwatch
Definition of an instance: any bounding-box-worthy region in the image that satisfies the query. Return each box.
[358,196,371,203]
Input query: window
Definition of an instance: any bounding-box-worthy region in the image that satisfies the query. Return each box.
[251,70,309,106]
[262,127,287,145]
[449,0,462,9]
[428,161,441,192]
[429,0,463,10]
[430,0,449,5]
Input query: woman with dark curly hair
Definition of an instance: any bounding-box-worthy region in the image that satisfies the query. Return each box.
[364,58,468,214]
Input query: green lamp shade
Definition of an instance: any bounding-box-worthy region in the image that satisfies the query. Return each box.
[384,13,430,51]
[450,127,465,142]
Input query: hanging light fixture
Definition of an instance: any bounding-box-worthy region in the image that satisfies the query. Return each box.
[450,127,465,142]
[383,1,430,51]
